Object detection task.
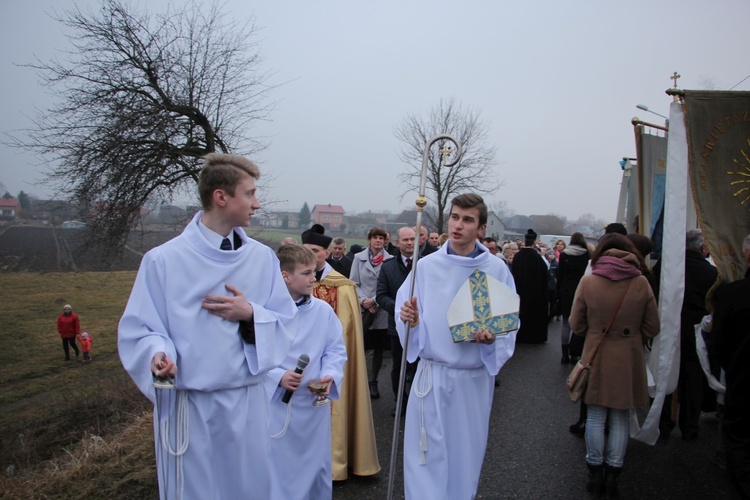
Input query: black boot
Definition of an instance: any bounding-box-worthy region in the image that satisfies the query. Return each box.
[561,344,571,364]
[570,401,587,436]
[369,380,380,399]
[569,418,586,436]
[586,463,604,496]
[603,464,622,497]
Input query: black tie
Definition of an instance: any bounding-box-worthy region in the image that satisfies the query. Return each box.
[405,258,412,271]
[315,268,324,282]
[220,238,232,251]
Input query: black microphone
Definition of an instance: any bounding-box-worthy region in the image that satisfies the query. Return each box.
[281,353,310,404]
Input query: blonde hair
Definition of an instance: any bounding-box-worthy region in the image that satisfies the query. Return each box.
[198,153,261,209]
[277,244,316,273]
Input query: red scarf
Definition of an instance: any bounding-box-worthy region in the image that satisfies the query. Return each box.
[370,249,384,266]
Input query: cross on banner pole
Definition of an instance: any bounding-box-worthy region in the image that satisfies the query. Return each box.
[386,134,462,500]
[671,71,681,102]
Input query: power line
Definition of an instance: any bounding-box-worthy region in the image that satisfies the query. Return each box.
[730,73,750,90]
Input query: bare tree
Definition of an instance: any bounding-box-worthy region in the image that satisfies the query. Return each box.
[8,0,275,251]
[529,214,568,235]
[571,213,608,235]
[490,199,513,220]
[394,98,499,233]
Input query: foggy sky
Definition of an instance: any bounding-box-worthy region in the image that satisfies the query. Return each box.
[2,0,749,224]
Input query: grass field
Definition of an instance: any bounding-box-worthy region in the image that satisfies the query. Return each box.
[249,227,368,249]
[0,271,157,499]
[0,229,370,498]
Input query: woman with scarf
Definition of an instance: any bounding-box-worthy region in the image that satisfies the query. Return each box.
[569,233,660,497]
[556,232,591,364]
[350,226,393,399]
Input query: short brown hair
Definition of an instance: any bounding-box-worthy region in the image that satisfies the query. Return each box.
[367,226,387,240]
[277,244,316,273]
[626,233,654,260]
[450,193,488,226]
[198,153,261,209]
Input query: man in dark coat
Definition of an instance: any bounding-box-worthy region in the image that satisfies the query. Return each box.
[326,237,353,277]
[711,234,750,498]
[511,229,549,343]
[376,226,418,415]
[384,231,399,256]
[416,224,437,257]
[654,228,718,440]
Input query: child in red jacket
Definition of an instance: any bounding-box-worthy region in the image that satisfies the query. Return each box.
[79,332,93,363]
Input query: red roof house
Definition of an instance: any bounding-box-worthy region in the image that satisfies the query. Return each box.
[0,197,20,218]
[311,204,346,231]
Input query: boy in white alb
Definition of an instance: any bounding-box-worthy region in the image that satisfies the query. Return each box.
[398,193,518,499]
[118,153,297,499]
[266,244,347,500]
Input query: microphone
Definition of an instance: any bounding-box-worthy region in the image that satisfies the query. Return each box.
[281,353,310,404]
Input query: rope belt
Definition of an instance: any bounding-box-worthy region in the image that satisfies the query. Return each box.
[414,359,444,464]
[155,388,189,500]
[270,401,293,439]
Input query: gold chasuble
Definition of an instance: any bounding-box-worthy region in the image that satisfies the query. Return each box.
[314,269,380,480]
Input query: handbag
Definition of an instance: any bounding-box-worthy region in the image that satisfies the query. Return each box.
[361,309,376,331]
[566,279,633,402]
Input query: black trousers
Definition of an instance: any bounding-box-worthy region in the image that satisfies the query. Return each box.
[389,335,418,401]
[62,337,79,359]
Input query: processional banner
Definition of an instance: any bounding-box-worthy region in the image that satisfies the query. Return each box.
[630,101,686,445]
[683,90,750,282]
[635,127,668,257]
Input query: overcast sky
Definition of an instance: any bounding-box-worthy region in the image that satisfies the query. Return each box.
[1,0,749,224]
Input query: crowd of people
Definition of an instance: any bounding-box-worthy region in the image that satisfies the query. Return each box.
[110,152,748,499]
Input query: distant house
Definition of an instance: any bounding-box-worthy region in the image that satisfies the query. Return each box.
[357,210,391,226]
[569,225,596,238]
[391,210,422,233]
[485,211,505,240]
[529,214,567,236]
[257,211,300,229]
[158,205,188,225]
[0,197,20,219]
[311,204,345,231]
[503,214,534,240]
[393,210,417,225]
[345,215,378,236]
[29,199,80,225]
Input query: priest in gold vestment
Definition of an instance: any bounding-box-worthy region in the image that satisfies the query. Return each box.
[302,225,380,480]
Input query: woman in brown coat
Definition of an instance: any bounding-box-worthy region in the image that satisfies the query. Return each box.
[570,233,659,497]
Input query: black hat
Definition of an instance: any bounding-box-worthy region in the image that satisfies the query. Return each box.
[525,228,537,241]
[604,222,627,236]
[301,224,332,248]
[349,244,365,254]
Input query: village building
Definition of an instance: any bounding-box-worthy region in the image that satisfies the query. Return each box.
[311,204,346,231]
[0,197,20,219]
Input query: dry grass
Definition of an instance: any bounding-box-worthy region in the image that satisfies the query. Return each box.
[0,271,158,498]
[0,414,157,499]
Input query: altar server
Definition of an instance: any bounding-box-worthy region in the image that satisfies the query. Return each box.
[266,244,347,500]
[118,153,297,499]
[397,193,518,499]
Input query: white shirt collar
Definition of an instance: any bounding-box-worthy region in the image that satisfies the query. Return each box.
[197,217,233,249]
